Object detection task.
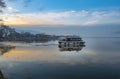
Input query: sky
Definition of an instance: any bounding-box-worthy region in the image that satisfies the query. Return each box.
[0,0,120,36]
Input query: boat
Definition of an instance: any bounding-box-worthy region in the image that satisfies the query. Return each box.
[58,36,85,49]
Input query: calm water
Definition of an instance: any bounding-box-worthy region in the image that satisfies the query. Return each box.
[0,38,120,79]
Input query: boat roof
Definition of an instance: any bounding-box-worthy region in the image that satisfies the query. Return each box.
[66,36,80,38]
[59,36,81,39]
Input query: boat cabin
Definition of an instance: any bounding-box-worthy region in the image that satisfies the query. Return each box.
[58,36,85,48]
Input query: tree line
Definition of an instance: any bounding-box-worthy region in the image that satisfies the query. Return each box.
[0,25,59,43]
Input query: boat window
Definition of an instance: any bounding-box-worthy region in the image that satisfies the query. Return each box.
[67,38,71,41]
[62,39,66,41]
[64,43,66,47]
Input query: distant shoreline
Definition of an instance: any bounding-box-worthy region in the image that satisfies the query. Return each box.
[0,25,59,43]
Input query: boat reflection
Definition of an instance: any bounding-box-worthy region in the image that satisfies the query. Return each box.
[58,45,85,52]
[0,44,15,55]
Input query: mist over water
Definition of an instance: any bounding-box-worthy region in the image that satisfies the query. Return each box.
[0,37,120,79]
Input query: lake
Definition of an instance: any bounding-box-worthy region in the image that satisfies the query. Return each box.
[0,37,120,79]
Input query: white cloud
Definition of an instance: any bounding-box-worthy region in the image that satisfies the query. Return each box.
[2,10,120,26]
[83,20,99,26]
[3,6,20,13]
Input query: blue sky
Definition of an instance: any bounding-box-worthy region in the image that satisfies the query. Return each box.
[7,0,120,13]
[0,0,120,36]
[30,0,120,12]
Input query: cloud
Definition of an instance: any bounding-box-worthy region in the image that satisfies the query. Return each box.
[0,0,20,13]
[7,0,18,2]
[6,6,19,13]
[83,20,99,26]
[6,0,32,8]
[0,0,6,8]
[2,10,120,26]
[0,0,6,12]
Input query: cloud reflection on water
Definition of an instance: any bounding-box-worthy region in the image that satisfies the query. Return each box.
[0,38,120,65]
[0,38,120,79]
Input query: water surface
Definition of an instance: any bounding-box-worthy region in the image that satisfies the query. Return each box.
[0,38,120,79]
